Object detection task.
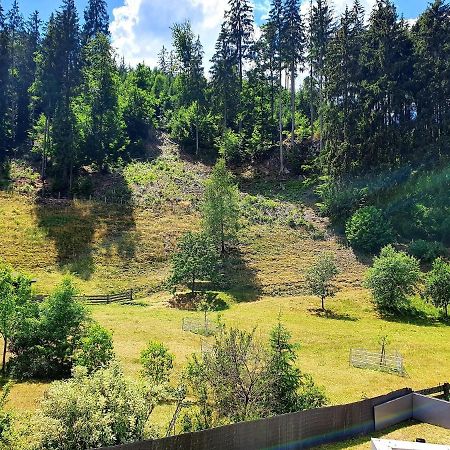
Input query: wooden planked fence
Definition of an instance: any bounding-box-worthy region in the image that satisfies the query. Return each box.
[74,289,134,304]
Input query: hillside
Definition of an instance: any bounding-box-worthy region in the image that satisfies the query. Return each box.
[0,136,366,297]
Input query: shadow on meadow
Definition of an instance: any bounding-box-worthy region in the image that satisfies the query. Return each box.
[219,248,263,302]
[308,307,359,322]
[33,174,136,281]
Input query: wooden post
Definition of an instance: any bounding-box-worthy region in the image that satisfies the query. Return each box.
[106,294,110,304]
[444,382,450,401]
[130,289,133,301]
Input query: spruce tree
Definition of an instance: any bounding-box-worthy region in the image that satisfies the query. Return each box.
[0,1,10,167]
[282,0,306,148]
[310,0,334,153]
[83,0,109,42]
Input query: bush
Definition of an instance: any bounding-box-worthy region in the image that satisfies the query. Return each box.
[15,364,154,450]
[73,323,115,374]
[365,245,421,313]
[424,257,450,318]
[140,341,174,386]
[217,128,241,164]
[316,181,367,222]
[408,240,445,262]
[10,278,88,379]
[346,206,394,253]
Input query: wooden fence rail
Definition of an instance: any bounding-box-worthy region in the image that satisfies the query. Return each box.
[35,289,134,304]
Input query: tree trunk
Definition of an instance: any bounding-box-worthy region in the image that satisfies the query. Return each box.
[321,296,325,310]
[191,273,195,293]
[2,337,7,373]
[290,62,296,149]
[279,69,283,174]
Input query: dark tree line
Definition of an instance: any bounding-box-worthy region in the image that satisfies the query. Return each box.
[0,0,449,190]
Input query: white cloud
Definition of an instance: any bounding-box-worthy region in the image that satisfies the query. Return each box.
[110,0,230,71]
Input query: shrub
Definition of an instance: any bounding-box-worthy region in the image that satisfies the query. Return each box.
[0,384,12,445]
[345,206,394,253]
[408,239,445,262]
[73,323,115,374]
[10,278,88,379]
[217,128,241,164]
[424,258,450,318]
[15,364,154,450]
[316,181,367,222]
[365,245,421,313]
[140,341,174,386]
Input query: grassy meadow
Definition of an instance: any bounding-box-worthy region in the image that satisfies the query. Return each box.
[1,158,449,442]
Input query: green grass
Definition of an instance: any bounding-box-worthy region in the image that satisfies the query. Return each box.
[1,155,449,443]
[6,289,449,418]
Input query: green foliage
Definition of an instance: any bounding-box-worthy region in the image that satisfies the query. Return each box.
[202,159,240,252]
[0,383,12,445]
[10,278,88,379]
[267,320,325,414]
[365,245,421,313]
[345,206,394,253]
[73,322,115,374]
[305,253,339,310]
[0,263,33,372]
[424,257,450,318]
[168,232,220,292]
[16,363,154,450]
[140,341,174,386]
[217,128,241,164]
[184,324,325,428]
[408,240,446,263]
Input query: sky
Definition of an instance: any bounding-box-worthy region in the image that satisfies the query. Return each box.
[4,0,431,69]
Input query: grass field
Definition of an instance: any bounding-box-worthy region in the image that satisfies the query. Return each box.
[1,153,449,446]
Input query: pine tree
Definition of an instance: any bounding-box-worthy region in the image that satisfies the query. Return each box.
[76,33,125,168]
[158,45,169,74]
[267,0,285,172]
[412,0,450,156]
[211,23,239,129]
[225,0,254,133]
[171,21,206,155]
[83,0,109,42]
[282,0,306,148]
[360,0,413,169]
[310,0,334,153]
[0,0,10,167]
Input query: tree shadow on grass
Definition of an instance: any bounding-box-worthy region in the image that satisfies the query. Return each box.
[308,307,359,322]
[34,174,136,282]
[378,304,442,327]
[218,248,263,302]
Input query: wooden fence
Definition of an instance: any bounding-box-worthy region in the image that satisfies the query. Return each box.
[102,387,428,450]
[74,289,134,304]
[35,289,134,304]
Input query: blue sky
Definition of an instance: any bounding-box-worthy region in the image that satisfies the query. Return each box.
[3,0,431,68]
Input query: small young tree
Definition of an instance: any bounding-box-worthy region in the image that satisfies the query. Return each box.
[202,159,240,253]
[425,257,450,318]
[305,253,339,310]
[0,263,33,373]
[168,232,220,292]
[140,341,174,386]
[73,322,115,374]
[365,245,421,313]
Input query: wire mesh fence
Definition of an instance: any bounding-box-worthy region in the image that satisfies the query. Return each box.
[182,317,220,336]
[350,348,406,376]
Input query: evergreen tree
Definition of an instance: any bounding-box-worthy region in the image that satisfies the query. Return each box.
[310,0,334,153]
[412,0,450,157]
[267,0,285,172]
[76,33,125,168]
[0,1,10,168]
[282,0,306,148]
[83,0,109,42]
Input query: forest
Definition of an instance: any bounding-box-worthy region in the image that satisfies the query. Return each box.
[0,0,449,186]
